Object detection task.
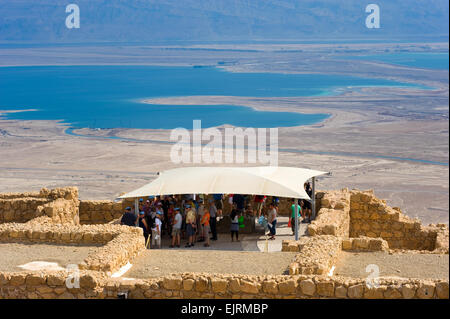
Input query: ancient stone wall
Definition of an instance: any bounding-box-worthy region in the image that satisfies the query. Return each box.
[0,187,79,224]
[0,271,447,299]
[349,190,448,251]
[341,236,389,252]
[0,186,448,300]
[79,200,125,224]
[0,218,145,273]
[283,235,342,275]
[308,189,350,237]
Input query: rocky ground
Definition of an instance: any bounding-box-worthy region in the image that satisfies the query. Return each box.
[126,250,298,279]
[334,251,449,280]
[0,242,100,272]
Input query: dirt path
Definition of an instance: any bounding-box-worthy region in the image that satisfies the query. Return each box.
[126,250,297,279]
[0,242,100,272]
[334,251,449,280]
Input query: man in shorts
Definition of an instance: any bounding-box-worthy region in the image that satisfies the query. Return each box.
[170,207,182,248]
[151,212,162,249]
[200,208,211,247]
[253,195,265,218]
[185,205,196,248]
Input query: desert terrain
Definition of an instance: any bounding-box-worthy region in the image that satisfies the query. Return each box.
[0,42,448,224]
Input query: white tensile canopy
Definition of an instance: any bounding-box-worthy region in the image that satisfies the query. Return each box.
[118,166,329,200]
[118,166,330,240]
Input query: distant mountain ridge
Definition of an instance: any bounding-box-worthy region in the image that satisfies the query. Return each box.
[0,0,448,43]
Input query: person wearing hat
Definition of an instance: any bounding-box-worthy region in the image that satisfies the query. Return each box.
[185,204,196,248]
[120,207,137,227]
[200,206,211,247]
[138,211,149,247]
[196,200,205,242]
[170,207,182,248]
[151,212,162,249]
[209,200,218,241]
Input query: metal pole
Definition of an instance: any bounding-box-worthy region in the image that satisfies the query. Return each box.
[134,198,139,226]
[312,177,316,220]
[295,199,299,241]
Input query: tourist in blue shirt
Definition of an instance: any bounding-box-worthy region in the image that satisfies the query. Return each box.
[120,207,137,227]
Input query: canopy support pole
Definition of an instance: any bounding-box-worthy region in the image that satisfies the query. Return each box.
[294,200,299,241]
[312,177,316,220]
[134,198,139,226]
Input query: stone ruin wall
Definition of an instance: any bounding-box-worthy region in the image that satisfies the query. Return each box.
[0,187,79,225]
[0,270,448,299]
[0,217,145,273]
[349,190,448,252]
[0,186,448,299]
[283,188,449,278]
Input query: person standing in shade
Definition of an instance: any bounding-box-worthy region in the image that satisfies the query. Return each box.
[212,194,223,218]
[267,203,277,240]
[120,207,137,227]
[304,182,313,223]
[290,199,302,236]
[185,205,196,248]
[233,194,245,214]
[200,208,211,247]
[170,207,182,248]
[151,212,162,249]
[196,200,205,242]
[230,204,240,242]
[253,195,265,218]
[138,211,149,247]
[209,200,218,241]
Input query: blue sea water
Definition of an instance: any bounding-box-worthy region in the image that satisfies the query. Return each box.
[0,65,422,129]
[343,52,449,70]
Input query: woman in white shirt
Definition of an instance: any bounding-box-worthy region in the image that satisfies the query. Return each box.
[267,203,277,240]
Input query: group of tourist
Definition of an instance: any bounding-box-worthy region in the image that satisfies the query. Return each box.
[120,194,223,249]
[119,182,314,248]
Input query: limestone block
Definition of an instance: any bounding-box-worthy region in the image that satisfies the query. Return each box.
[348,284,364,299]
[300,279,315,296]
[435,282,449,299]
[278,279,297,295]
[335,285,347,298]
[195,277,209,292]
[211,279,228,294]
[401,284,416,299]
[262,280,279,295]
[417,282,435,299]
[163,277,182,290]
[239,280,259,294]
[384,287,402,299]
[316,281,334,297]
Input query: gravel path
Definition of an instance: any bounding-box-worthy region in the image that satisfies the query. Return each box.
[334,251,449,280]
[126,250,297,278]
[0,242,101,272]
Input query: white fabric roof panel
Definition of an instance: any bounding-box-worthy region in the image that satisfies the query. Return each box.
[118,166,329,200]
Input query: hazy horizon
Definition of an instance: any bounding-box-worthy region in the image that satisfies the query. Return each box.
[0,0,448,44]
